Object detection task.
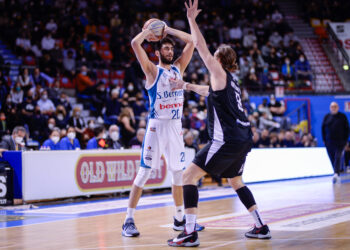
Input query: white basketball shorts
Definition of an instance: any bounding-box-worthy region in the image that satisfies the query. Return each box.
[140,119,185,172]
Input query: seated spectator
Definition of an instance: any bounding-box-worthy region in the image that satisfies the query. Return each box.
[106,125,123,149]
[184,131,199,153]
[259,111,280,131]
[269,31,282,48]
[31,68,46,87]
[252,131,260,148]
[41,32,55,52]
[45,18,57,33]
[59,126,80,150]
[63,50,76,77]
[10,82,24,105]
[105,88,121,124]
[281,130,295,147]
[294,54,312,87]
[229,23,243,43]
[68,107,86,144]
[42,117,56,140]
[15,32,31,55]
[91,81,107,116]
[128,128,145,149]
[21,94,36,125]
[118,107,136,147]
[132,92,148,121]
[268,95,290,130]
[258,129,270,148]
[41,127,61,150]
[54,105,68,129]
[75,65,95,95]
[47,80,62,104]
[281,57,294,83]
[37,90,55,116]
[86,125,108,149]
[29,106,48,143]
[0,126,26,155]
[56,92,72,115]
[243,30,257,49]
[269,132,279,147]
[83,119,96,143]
[18,68,33,93]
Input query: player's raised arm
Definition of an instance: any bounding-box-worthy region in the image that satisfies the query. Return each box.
[185,0,226,90]
[165,26,194,76]
[131,29,157,77]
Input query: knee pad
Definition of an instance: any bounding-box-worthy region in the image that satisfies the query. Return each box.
[134,167,151,188]
[171,170,183,186]
[236,186,256,210]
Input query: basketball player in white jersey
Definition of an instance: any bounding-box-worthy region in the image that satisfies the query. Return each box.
[122,22,204,237]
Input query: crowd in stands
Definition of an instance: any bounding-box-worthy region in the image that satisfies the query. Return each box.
[299,0,350,21]
[0,0,318,151]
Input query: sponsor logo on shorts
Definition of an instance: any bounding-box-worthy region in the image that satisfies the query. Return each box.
[150,127,156,132]
[145,156,152,161]
[75,153,167,191]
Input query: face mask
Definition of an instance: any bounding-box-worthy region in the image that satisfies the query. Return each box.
[42,95,48,100]
[57,114,64,120]
[16,87,21,91]
[60,98,65,102]
[285,60,290,64]
[89,123,95,129]
[51,136,60,144]
[75,112,81,117]
[102,133,107,139]
[299,57,304,62]
[81,71,87,76]
[110,131,119,141]
[128,85,134,91]
[67,132,76,140]
[15,136,23,144]
[48,123,55,130]
[100,87,105,92]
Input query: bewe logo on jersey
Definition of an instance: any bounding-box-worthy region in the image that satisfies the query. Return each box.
[75,153,167,191]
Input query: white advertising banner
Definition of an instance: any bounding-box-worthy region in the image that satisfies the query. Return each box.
[329,22,350,59]
[22,147,333,201]
[22,148,195,201]
[243,147,333,183]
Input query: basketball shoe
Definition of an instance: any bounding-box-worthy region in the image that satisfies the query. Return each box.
[168,230,199,247]
[173,216,205,231]
[122,218,140,237]
[245,224,271,239]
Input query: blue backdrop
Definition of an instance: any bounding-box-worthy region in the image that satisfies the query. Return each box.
[249,95,350,147]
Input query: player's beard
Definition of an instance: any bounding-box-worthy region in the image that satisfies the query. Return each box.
[160,53,174,65]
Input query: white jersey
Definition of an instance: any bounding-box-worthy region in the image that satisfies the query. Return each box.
[146,65,184,120]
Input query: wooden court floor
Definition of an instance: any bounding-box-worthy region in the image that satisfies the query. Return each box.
[1,176,350,250]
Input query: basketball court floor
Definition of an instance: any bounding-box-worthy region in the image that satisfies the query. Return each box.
[1,176,350,249]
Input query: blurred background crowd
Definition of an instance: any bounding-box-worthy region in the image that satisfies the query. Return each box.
[1,0,344,152]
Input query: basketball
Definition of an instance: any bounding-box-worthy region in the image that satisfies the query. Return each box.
[143,18,165,41]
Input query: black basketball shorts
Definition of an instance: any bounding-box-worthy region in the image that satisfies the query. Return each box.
[193,140,253,178]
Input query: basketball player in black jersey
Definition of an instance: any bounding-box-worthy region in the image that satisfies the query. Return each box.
[168,0,271,247]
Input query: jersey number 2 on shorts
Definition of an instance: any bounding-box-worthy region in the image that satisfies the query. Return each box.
[172,109,180,119]
[180,152,185,162]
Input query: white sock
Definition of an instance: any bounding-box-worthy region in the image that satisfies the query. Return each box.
[185,214,196,234]
[250,209,264,228]
[125,208,135,223]
[175,205,184,221]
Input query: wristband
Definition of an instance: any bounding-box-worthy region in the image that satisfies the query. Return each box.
[183,82,189,90]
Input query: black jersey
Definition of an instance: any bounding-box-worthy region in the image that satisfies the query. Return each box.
[206,70,252,143]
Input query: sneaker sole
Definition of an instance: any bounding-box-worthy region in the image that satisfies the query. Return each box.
[168,239,200,247]
[245,232,271,239]
[122,232,140,237]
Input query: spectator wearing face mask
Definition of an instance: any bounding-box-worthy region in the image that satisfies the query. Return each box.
[294,54,312,86]
[75,65,95,95]
[124,82,138,100]
[56,92,72,115]
[10,82,24,105]
[54,105,68,129]
[43,117,56,140]
[106,125,123,149]
[37,90,55,116]
[0,126,26,156]
[105,88,121,125]
[128,128,145,149]
[59,126,80,150]
[281,57,294,83]
[68,107,85,144]
[86,125,108,149]
[41,127,61,150]
[30,106,48,143]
